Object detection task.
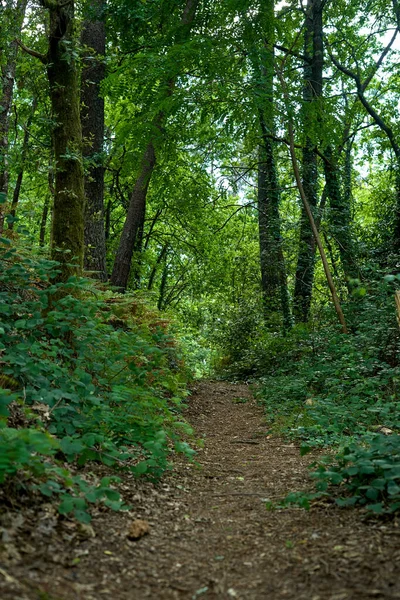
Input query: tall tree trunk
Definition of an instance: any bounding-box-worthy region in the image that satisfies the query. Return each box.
[43,0,85,281]
[256,0,291,330]
[110,0,199,291]
[8,98,37,230]
[81,0,107,281]
[0,0,28,233]
[323,145,358,284]
[110,143,156,289]
[293,0,323,323]
[258,120,292,329]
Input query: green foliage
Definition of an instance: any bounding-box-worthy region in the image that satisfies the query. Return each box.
[253,282,400,448]
[311,434,400,514]
[0,244,194,520]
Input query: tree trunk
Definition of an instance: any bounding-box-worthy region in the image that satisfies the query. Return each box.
[44,0,85,281]
[39,170,55,247]
[323,145,358,284]
[293,0,323,323]
[258,122,292,329]
[0,0,28,232]
[110,142,156,289]
[81,0,107,281]
[148,243,169,291]
[247,0,292,329]
[8,98,37,230]
[110,0,200,291]
[157,259,169,311]
[131,200,146,288]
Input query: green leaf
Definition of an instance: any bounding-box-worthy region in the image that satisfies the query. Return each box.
[366,502,384,514]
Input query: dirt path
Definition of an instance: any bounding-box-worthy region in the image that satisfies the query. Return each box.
[1,381,400,599]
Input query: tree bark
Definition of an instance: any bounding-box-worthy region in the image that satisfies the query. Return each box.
[255,0,292,330]
[110,142,156,289]
[258,119,292,329]
[293,0,323,323]
[148,242,169,291]
[43,0,85,281]
[81,0,107,281]
[323,145,358,284]
[0,0,28,233]
[110,0,200,291]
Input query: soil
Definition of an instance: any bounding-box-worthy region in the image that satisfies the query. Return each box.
[1,380,400,600]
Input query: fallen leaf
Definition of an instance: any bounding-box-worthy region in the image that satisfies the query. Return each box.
[78,523,96,539]
[127,519,150,540]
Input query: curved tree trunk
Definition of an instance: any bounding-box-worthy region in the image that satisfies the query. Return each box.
[110,0,200,291]
[110,142,156,289]
[81,0,107,281]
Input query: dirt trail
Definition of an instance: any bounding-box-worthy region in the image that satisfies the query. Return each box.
[2,381,400,600]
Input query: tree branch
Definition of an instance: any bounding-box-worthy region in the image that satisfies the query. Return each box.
[274,43,311,64]
[362,28,397,91]
[16,39,47,64]
[329,50,400,160]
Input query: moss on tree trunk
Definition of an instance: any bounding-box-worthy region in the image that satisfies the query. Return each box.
[45,0,85,281]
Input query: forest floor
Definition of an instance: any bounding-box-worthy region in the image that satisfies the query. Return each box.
[1,380,400,600]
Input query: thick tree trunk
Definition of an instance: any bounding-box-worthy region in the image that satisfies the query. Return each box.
[110,0,199,291]
[81,0,107,281]
[293,0,323,323]
[0,0,28,232]
[44,0,85,281]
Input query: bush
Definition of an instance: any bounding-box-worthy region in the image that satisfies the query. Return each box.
[0,243,194,520]
[311,434,400,514]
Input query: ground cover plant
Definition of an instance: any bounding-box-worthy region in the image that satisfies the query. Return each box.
[217,279,400,514]
[0,242,194,522]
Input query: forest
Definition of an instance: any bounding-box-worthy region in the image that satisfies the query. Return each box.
[1,0,400,598]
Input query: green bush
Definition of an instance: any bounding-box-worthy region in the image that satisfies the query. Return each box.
[0,243,194,520]
[311,434,400,514]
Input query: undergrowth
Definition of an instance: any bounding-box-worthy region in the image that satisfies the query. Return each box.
[0,242,195,521]
[215,279,400,513]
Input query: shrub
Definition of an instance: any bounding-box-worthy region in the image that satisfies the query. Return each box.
[0,243,194,520]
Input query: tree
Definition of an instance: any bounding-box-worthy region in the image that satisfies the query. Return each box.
[293,0,323,323]
[255,0,291,329]
[0,0,28,232]
[110,0,200,291]
[21,0,85,281]
[81,0,107,281]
